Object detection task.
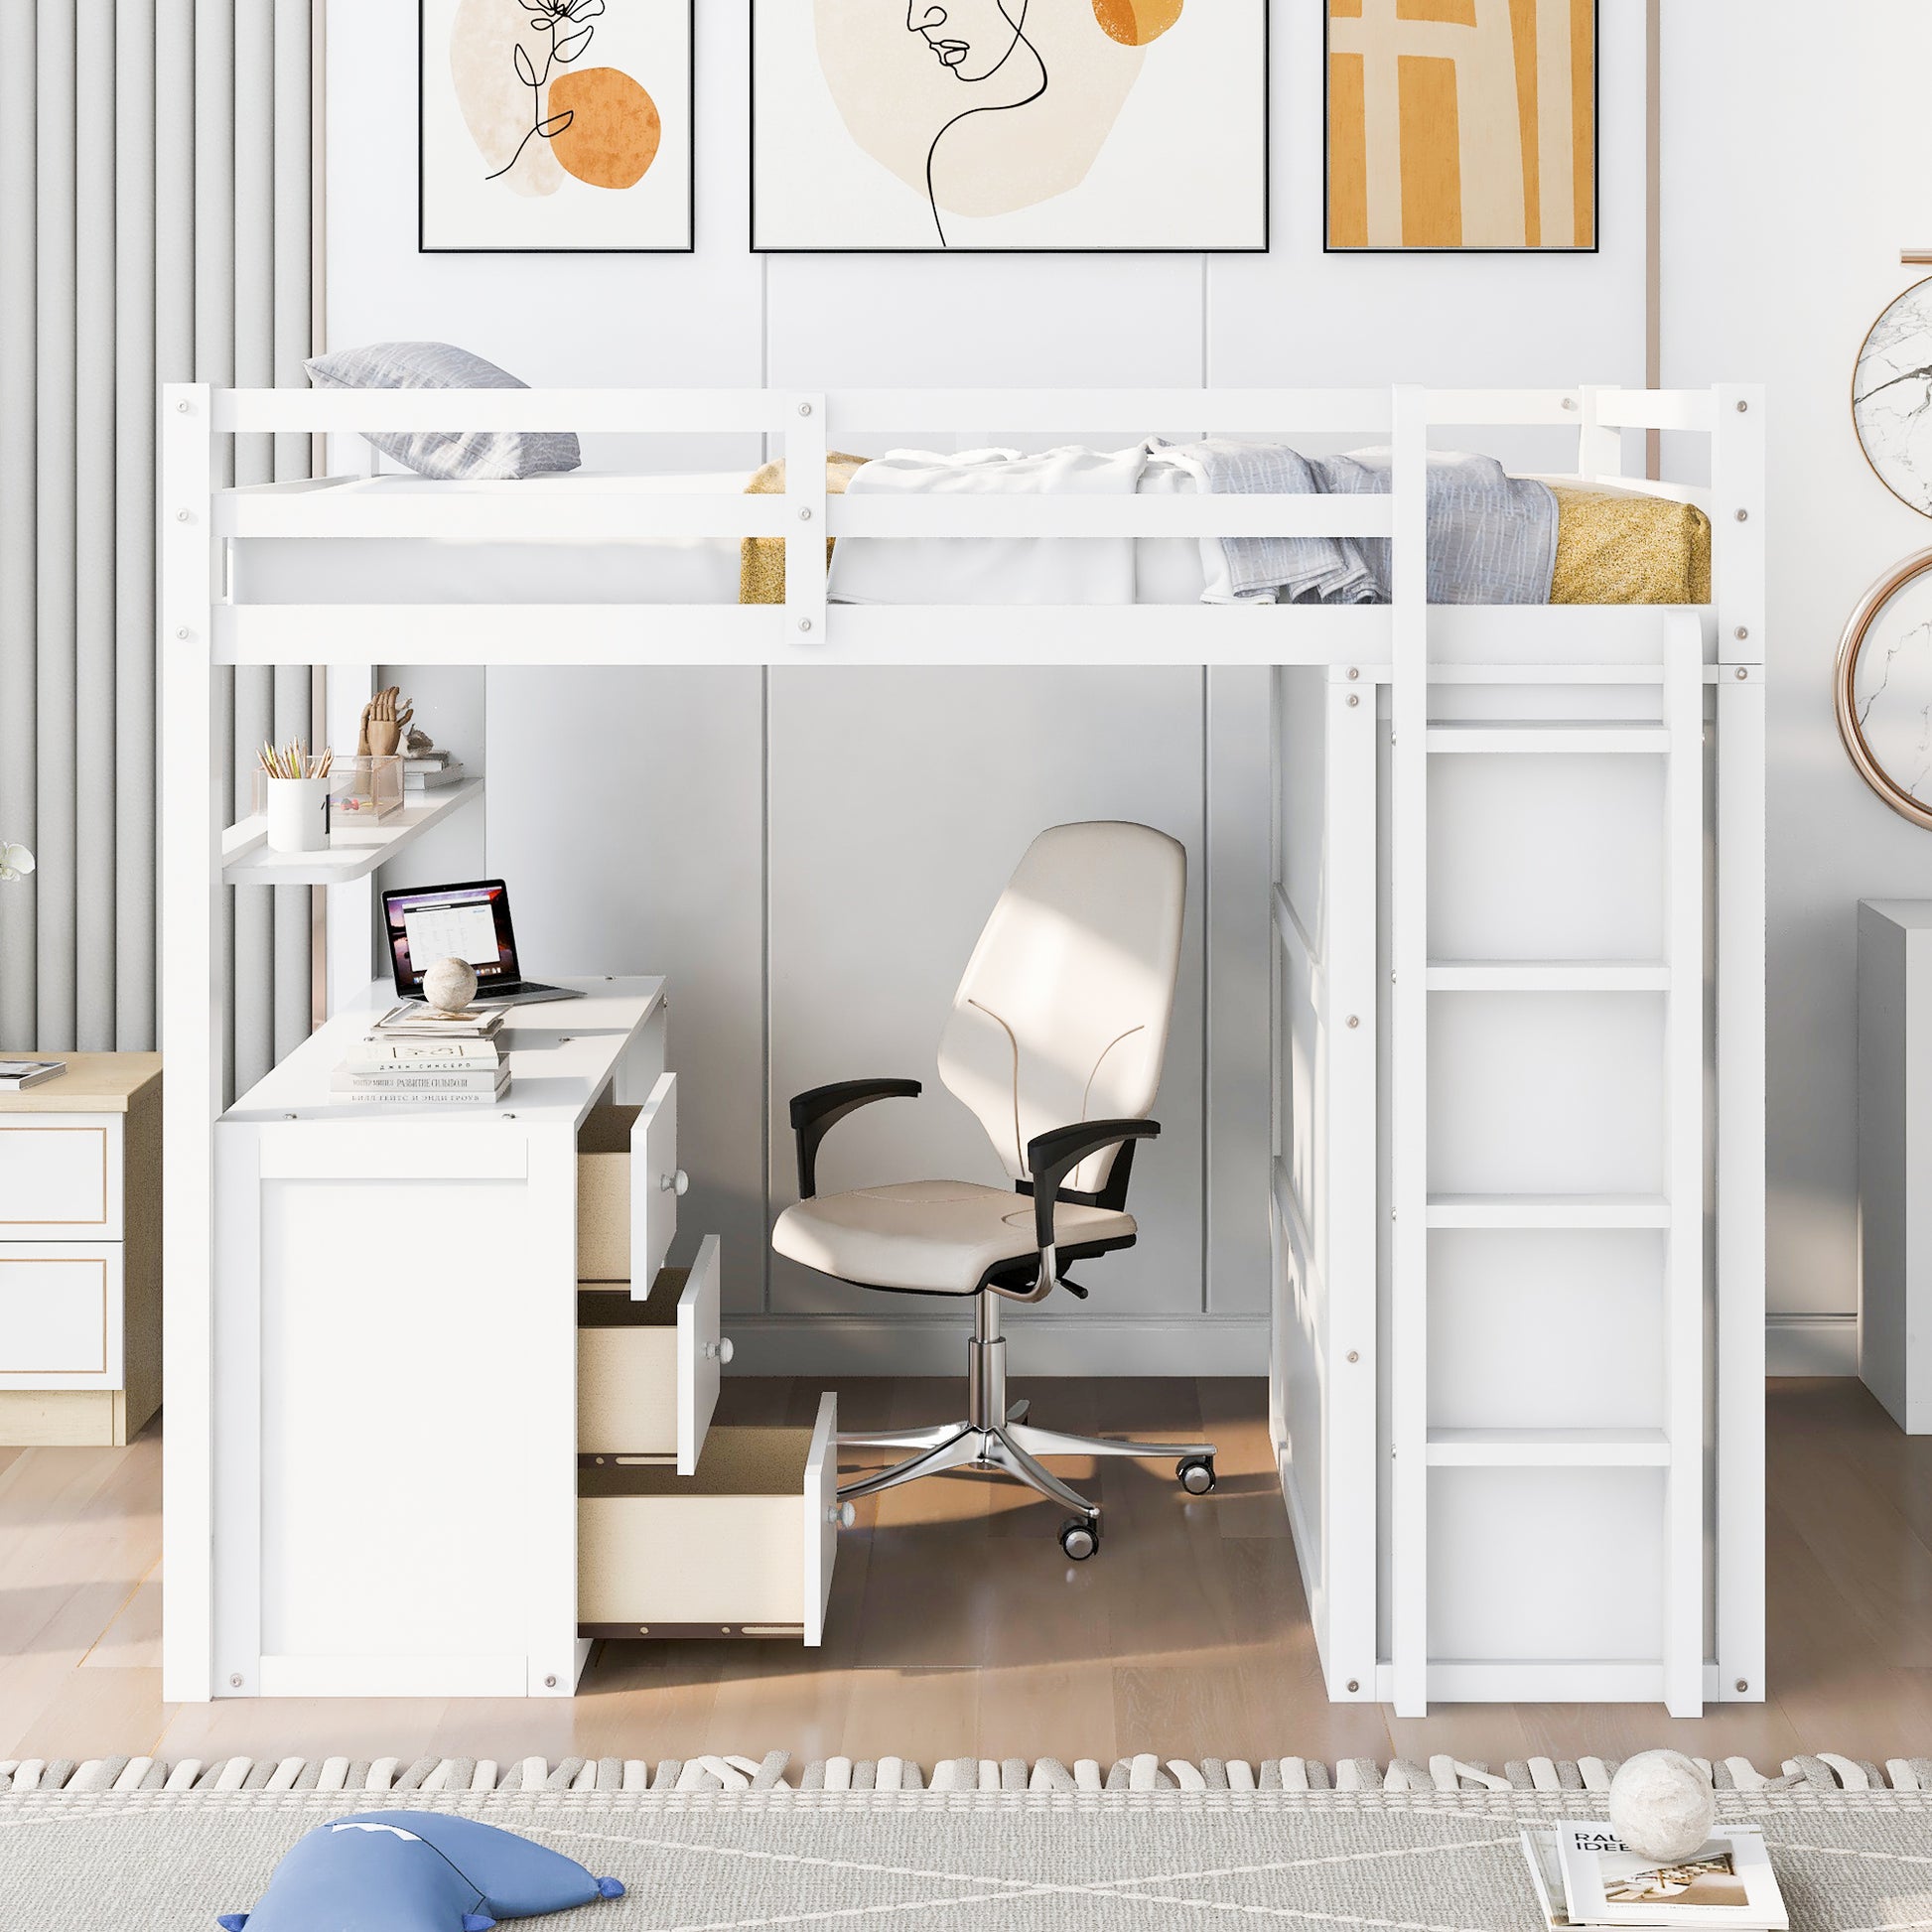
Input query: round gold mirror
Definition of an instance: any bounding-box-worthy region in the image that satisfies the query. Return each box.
[1837,549,1932,829]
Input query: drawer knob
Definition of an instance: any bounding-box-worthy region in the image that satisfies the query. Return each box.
[828,1501,856,1529]
[660,1169,690,1196]
[703,1337,735,1365]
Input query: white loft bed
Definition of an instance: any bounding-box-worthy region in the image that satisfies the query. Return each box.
[160,384,1765,1719]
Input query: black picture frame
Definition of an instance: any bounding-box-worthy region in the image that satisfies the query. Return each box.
[1321,0,1600,255]
[418,0,696,256]
[748,0,1271,256]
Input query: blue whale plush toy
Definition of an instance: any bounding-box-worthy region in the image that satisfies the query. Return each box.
[215,1811,624,1931]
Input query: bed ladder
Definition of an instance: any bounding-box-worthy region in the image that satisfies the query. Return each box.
[1387,456,1708,1714]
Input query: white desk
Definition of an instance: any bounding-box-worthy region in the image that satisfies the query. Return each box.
[212,977,667,1699]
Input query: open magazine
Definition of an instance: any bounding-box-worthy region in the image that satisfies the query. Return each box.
[1520,1824,1787,1930]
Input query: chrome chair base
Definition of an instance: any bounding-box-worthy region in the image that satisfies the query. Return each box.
[834,1295,1216,1540]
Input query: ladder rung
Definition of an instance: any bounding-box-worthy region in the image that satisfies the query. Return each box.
[1425,1428,1671,1468]
[1425,1193,1671,1230]
[1425,721,1670,755]
[1426,960,1671,993]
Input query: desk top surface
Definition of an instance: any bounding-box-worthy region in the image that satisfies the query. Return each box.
[220,978,666,1130]
[0,1052,163,1113]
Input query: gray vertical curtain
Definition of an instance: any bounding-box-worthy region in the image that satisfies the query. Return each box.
[0,1,313,1083]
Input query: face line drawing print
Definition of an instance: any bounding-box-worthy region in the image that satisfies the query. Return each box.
[906,0,1048,247]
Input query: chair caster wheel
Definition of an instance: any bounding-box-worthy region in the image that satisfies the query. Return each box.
[1059,1516,1099,1561]
[1177,1454,1216,1495]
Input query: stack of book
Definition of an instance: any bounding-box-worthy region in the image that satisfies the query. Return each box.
[404,751,466,793]
[1521,1822,1787,1930]
[332,1004,509,1106]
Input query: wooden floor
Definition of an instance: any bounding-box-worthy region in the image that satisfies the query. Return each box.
[3,1377,1929,1771]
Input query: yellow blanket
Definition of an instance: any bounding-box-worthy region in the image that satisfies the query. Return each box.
[740,455,870,605]
[1546,481,1712,605]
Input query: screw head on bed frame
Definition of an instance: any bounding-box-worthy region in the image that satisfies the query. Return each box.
[176,626,192,640]
[229,1673,243,1688]
[1734,508,1750,522]
[1347,694,1360,707]
[799,619,814,633]
[1347,666,1360,680]
[1346,1015,1360,1029]
[176,397,191,413]
[1736,400,1750,413]
[1734,625,1749,641]
[799,507,813,521]
[797,402,814,417]
[1562,396,1578,411]
[1735,668,1749,681]
[176,508,193,522]
[1347,1679,1360,1693]
[1735,1679,1749,1693]
[1347,1350,1360,1364]
[545,1675,558,1689]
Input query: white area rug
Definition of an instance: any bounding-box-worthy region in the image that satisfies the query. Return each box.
[3,1755,1930,1930]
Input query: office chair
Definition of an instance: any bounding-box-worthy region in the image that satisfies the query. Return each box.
[770,820,1216,1561]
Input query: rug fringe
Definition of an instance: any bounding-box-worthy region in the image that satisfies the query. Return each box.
[1,1752,1924,1798]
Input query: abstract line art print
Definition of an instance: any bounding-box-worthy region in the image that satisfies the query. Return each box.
[420,0,693,253]
[751,1,1269,253]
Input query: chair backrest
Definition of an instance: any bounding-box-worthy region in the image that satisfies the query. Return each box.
[937,821,1186,1195]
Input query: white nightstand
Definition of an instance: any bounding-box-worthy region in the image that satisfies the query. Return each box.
[0,1052,162,1446]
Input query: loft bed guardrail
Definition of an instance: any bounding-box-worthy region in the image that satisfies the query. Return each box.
[162,384,1757,669]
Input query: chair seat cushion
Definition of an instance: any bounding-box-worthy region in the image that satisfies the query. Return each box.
[771,1180,1135,1297]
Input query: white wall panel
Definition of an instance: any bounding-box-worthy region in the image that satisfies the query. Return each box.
[486,669,767,1314]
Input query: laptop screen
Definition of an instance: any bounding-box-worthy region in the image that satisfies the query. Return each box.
[382,880,522,997]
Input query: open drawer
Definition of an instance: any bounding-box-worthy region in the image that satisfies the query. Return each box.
[577,1074,684,1291]
[577,1393,842,1646]
[578,1233,728,1474]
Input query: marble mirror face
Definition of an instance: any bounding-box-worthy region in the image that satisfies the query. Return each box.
[1839,555,1932,828]
[1855,280,1932,516]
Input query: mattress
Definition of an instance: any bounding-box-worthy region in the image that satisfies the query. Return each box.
[229,467,1712,609]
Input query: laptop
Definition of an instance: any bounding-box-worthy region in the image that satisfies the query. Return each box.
[380,880,585,1010]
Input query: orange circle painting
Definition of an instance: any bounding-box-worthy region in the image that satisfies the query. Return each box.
[450,0,660,197]
[1091,0,1184,46]
[550,69,662,190]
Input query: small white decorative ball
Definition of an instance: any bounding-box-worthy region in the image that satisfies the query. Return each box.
[422,956,479,1014]
[1608,1749,1716,1861]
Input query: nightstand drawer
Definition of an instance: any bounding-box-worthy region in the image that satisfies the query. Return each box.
[577,1233,726,1473]
[0,1120,120,1237]
[577,1394,840,1646]
[0,1244,123,1388]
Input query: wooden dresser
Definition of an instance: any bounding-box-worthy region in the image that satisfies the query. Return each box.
[0,1053,162,1446]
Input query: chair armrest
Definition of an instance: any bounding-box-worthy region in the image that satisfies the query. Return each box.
[1025,1119,1161,1254]
[789,1079,923,1199]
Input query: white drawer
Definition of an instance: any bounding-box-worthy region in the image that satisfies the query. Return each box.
[0,1120,120,1238]
[576,1073,681,1287]
[577,1233,727,1472]
[577,1393,840,1645]
[0,1243,123,1389]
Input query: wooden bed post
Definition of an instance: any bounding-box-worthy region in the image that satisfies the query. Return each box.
[159,382,221,1704]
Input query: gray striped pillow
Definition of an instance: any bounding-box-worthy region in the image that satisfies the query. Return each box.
[305,342,581,481]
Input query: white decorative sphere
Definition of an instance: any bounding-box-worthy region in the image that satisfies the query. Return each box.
[1608,1749,1716,1862]
[422,956,479,1014]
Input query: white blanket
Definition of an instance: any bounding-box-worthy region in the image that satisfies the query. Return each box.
[826,445,1207,607]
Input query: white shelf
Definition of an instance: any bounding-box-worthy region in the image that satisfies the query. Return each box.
[1425,1428,1672,1469]
[1425,721,1670,755]
[222,778,484,887]
[1426,960,1671,993]
[1425,1193,1672,1231]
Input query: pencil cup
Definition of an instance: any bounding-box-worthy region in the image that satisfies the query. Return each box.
[265,775,331,854]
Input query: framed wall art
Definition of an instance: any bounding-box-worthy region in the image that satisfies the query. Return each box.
[420,0,694,254]
[750,1,1270,254]
[1325,0,1596,253]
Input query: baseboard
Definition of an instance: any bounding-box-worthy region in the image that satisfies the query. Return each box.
[1766,1312,1859,1377]
[720,1314,1269,1378]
